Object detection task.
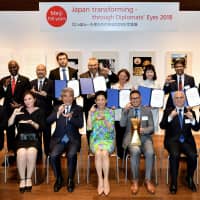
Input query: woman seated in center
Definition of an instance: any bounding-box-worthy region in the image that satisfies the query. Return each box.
[87,91,115,196]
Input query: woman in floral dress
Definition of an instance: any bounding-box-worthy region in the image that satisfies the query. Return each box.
[87,91,115,196]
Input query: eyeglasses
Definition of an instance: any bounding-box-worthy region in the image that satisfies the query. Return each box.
[175,96,184,99]
[130,97,140,100]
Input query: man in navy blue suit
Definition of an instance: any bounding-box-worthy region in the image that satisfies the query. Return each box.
[47,87,83,192]
[160,91,199,194]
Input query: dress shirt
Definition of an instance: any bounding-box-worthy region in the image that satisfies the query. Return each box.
[59,67,69,80]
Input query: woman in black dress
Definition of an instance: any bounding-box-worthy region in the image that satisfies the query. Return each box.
[8,91,45,193]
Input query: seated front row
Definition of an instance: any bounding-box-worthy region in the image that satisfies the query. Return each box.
[6,89,199,196]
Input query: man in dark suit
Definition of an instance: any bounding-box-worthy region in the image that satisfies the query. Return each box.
[160,91,199,194]
[163,58,195,109]
[80,57,118,143]
[47,88,83,192]
[49,52,78,105]
[0,60,31,157]
[31,64,53,156]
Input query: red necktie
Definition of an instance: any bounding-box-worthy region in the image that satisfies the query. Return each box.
[11,78,16,95]
[178,76,182,91]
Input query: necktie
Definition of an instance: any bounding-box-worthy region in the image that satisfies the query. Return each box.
[135,108,139,118]
[11,78,16,95]
[61,106,70,144]
[38,80,43,91]
[65,106,70,114]
[62,68,67,80]
[178,109,184,143]
[178,109,183,128]
[178,76,183,91]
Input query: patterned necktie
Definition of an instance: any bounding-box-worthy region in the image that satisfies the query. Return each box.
[62,68,67,80]
[178,76,183,91]
[11,78,16,95]
[61,105,70,144]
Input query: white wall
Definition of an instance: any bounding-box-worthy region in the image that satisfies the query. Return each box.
[0,10,200,134]
[0,11,200,87]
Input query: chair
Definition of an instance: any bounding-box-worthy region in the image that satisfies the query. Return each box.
[86,150,120,184]
[4,149,37,184]
[166,152,199,185]
[46,154,80,184]
[124,153,158,185]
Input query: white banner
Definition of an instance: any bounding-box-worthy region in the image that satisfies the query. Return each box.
[40,2,179,31]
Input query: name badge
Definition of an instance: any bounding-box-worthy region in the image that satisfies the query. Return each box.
[185,119,191,124]
[142,116,148,121]
[184,85,190,90]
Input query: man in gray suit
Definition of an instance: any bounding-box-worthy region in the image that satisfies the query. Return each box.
[120,90,155,195]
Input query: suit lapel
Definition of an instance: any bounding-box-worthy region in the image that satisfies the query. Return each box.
[42,78,48,91]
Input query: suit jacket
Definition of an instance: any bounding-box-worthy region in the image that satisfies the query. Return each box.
[31,78,53,116]
[0,74,31,114]
[160,107,199,149]
[120,106,154,149]
[47,103,83,150]
[49,67,78,80]
[79,70,118,115]
[163,73,195,108]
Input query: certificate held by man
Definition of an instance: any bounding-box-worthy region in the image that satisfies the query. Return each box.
[55,80,80,98]
[80,76,107,95]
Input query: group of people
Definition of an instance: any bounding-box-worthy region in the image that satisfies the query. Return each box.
[0,52,199,196]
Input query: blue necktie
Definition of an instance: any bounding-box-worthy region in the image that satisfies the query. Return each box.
[135,108,139,118]
[178,109,185,143]
[62,68,67,80]
[61,106,70,144]
[178,109,183,128]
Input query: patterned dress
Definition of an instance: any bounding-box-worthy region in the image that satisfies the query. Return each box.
[89,108,115,154]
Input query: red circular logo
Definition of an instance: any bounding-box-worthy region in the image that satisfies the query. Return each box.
[46,6,67,27]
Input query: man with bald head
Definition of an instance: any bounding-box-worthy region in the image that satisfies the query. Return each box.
[31,64,53,156]
[160,91,199,194]
[0,60,31,163]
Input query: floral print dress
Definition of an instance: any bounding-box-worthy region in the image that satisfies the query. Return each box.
[89,108,115,154]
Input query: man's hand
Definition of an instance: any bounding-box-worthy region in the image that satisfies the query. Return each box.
[124,102,133,111]
[165,75,175,85]
[170,109,178,119]
[10,101,21,109]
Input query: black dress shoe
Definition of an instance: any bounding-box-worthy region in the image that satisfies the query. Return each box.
[53,178,63,192]
[67,178,75,193]
[19,187,26,193]
[186,176,197,192]
[169,184,177,194]
[26,186,32,192]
